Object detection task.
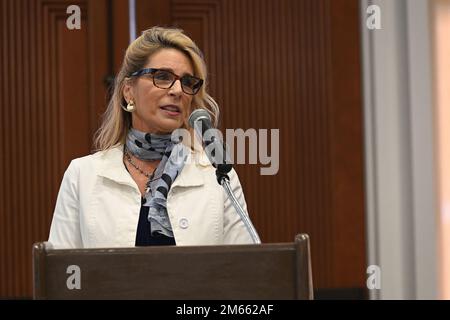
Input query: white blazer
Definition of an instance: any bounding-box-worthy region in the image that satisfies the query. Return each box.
[48,145,254,248]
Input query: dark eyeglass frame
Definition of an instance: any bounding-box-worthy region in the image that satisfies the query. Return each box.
[129,68,204,95]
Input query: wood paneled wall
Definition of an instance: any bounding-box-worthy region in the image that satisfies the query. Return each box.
[0,0,120,297]
[137,0,366,290]
[0,0,365,297]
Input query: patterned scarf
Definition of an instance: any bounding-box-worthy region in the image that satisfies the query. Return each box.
[125,128,188,238]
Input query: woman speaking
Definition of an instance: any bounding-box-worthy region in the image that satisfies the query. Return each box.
[48,27,255,248]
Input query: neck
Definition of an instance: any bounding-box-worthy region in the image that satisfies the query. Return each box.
[125,129,173,161]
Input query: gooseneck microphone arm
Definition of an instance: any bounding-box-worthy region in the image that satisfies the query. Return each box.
[219,174,261,244]
[188,109,261,244]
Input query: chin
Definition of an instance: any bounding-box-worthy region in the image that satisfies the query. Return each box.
[157,122,183,134]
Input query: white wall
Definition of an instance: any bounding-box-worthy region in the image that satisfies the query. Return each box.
[360,0,438,299]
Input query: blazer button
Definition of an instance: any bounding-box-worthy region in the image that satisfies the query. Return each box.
[179,217,189,229]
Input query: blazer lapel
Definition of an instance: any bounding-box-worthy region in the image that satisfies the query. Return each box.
[171,150,208,189]
[97,145,137,188]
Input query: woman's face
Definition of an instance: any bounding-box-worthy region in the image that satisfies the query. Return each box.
[123,48,195,134]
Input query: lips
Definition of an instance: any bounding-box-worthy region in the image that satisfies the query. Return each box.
[160,105,181,116]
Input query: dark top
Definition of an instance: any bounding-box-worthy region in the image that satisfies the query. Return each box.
[123,158,175,246]
[135,197,176,246]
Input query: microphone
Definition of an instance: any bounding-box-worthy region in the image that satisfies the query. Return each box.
[188,109,211,136]
[188,109,232,177]
[188,109,231,171]
[189,109,261,244]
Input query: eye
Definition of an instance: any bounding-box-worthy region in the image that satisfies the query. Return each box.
[153,70,173,81]
[181,76,197,88]
[192,80,202,90]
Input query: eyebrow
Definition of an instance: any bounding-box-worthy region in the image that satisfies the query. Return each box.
[156,67,194,77]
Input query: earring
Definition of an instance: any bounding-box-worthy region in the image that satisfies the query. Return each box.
[122,100,135,112]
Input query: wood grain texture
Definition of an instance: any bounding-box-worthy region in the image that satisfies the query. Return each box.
[0,0,366,297]
[136,0,366,289]
[0,0,112,297]
[33,236,312,299]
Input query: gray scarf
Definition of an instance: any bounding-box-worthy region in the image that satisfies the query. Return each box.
[125,128,188,238]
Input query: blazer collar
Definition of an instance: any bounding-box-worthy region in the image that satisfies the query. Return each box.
[96,144,208,188]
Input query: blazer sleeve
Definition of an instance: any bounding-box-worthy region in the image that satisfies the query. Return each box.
[222,169,257,244]
[48,160,83,249]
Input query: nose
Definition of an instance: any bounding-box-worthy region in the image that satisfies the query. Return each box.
[168,79,183,96]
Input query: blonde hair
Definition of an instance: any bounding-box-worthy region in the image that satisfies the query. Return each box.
[93,26,219,151]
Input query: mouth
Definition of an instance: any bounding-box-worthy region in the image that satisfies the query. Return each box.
[160,105,182,116]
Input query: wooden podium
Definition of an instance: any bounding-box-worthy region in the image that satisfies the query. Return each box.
[32,234,313,300]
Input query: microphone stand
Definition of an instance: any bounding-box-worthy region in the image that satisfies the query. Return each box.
[216,165,261,244]
[188,111,261,244]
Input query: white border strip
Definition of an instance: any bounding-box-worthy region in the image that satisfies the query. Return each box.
[129,0,137,42]
[406,0,437,300]
[360,0,380,300]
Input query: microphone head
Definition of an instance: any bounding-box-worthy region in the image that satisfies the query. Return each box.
[188,109,211,128]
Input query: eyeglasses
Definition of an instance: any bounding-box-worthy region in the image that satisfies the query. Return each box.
[129,68,204,95]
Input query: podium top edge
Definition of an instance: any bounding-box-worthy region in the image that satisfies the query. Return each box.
[41,241,300,255]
